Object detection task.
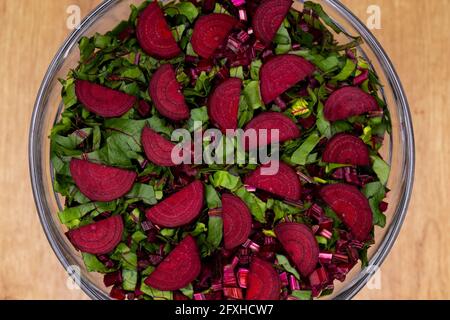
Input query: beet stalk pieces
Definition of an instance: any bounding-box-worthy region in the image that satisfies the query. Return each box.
[322,133,370,166]
[67,216,123,254]
[70,159,136,202]
[145,181,204,228]
[136,2,181,59]
[75,80,136,118]
[246,257,281,300]
[320,183,373,241]
[222,194,252,250]
[275,222,319,277]
[149,64,190,121]
[244,161,301,201]
[324,86,379,122]
[141,126,178,167]
[191,13,238,59]
[145,235,201,291]
[208,78,242,132]
[253,0,293,45]
[260,54,315,104]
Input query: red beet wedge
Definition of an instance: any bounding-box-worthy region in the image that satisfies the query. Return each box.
[208,78,242,132]
[191,13,238,59]
[70,159,136,202]
[145,235,201,291]
[136,2,181,59]
[244,112,300,150]
[75,80,136,118]
[253,0,293,45]
[275,222,319,277]
[222,194,252,250]
[260,54,315,104]
[320,183,373,241]
[145,181,204,228]
[149,64,190,121]
[141,126,177,167]
[322,133,370,166]
[324,86,379,121]
[67,215,123,254]
[244,161,301,201]
[246,257,281,300]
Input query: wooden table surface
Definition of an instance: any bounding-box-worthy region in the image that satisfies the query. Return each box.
[0,0,448,300]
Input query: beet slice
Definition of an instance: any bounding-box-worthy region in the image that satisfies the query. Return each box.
[244,161,301,201]
[324,86,379,121]
[149,64,190,121]
[145,181,204,228]
[253,0,293,45]
[275,222,319,277]
[70,159,136,202]
[136,2,181,59]
[222,194,252,250]
[246,257,281,300]
[145,235,201,291]
[208,78,242,132]
[244,112,300,150]
[141,126,178,167]
[67,216,123,254]
[191,13,238,59]
[260,54,315,104]
[320,183,373,241]
[322,133,370,166]
[75,80,136,118]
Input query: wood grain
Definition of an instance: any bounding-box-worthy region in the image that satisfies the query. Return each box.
[0,0,448,300]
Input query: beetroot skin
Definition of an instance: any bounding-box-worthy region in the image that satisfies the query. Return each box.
[145,181,204,228]
[320,183,373,241]
[191,13,238,59]
[208,78,242,132]
[246,257,281,300]
[253,0,293,45]
[70,159,136,202]
[324,86,379,121]
[222,193,252,250]
[141,126,178,167]
[275,222,319,277]
[149,64,190,121]
[244,161,301,201]
[145,235,201,291]
[75,80,136,118]
[260,54,315,104]
[67,215,123,254]
[322,133,370,166]
[136,2,181,59]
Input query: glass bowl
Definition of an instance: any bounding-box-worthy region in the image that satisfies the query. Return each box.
[29,0,415,300]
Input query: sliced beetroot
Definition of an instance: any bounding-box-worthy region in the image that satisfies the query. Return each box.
[322,133,370,166]
[253,0,293,45]
[324,86,379,121]
[75,80,136,118]
[145,181,204,228]
[136,2,181,59]
[191,13,238,59]
[246,257,281,300]
[320,183,373,241]
[70,159,136,202]
[208,78,242,132]
[260,54,315,104]
[244,161,301,201]
[275,222,319,277]
[222,194,252,250]
[244,112,300,150]
[149,64,190,121]
[67,215,123,254]
[145,235,201,291]
[141,126,177,167]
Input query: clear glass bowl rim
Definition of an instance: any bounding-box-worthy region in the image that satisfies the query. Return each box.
[29,0,415,300]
